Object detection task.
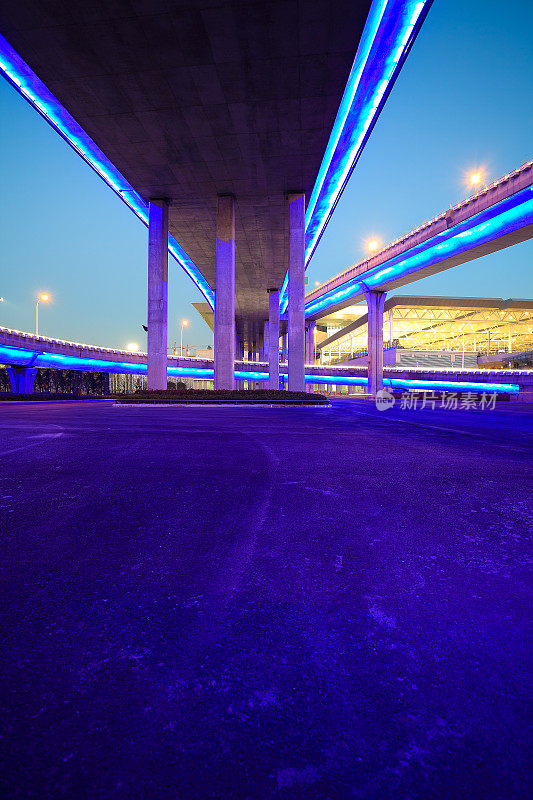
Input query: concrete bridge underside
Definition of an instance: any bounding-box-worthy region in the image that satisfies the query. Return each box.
[0,0,370,333]
[0,0,439,393]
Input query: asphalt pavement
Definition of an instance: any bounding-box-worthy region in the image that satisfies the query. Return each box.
[0,398,531,799]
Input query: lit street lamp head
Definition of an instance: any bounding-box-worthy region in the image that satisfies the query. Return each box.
[468,169,487,189]
[40,293,49,302]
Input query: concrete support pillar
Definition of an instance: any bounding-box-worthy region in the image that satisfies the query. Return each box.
[305,321,316,364]
[304,322,314,392]
[214,195,236,390]
[7,366,37,394]
[147,199,170,390]
[288,192,305,392]
[262,322,269,362]
[235,331,243,361]
[268,289,280,390]
[364,289,387,396]
[247,346,257,388]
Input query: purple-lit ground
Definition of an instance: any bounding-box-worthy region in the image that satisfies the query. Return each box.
[1,399,531,799]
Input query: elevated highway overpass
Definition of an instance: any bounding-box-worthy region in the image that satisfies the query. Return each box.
[303,161,533,393]
[1,326,529,398]
[0,0,432,392]
[305,161,533,319]
[1,1,529,401]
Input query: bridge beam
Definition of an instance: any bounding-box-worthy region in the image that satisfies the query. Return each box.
[214,195,236,390]
[288,192,305,391]
[364,289,387,396]
[7,366,37,394]
[268,289,280,390]
[147,199,169,390]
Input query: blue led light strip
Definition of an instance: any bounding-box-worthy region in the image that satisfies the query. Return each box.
[280,0,432,313]
[0,344,519,394]
[306,186,533,317]
[0,33,214,308]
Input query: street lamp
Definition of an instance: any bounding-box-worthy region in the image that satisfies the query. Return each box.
[35,292,50,335]
[180,319,189,356]
[468,169,486,191]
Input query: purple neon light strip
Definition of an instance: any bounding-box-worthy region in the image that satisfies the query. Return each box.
[0,33,214,307]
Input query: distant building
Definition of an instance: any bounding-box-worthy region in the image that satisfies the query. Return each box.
[316,296,533,367]
[195,347,214,360]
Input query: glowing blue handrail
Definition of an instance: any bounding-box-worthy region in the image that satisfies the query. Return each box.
[0,344,519,394]
[305,185,533,317]
[0,33,214,308]
[280,0,432,313]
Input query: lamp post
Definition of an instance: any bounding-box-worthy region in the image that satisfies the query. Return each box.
[180,319,189,356]
[486,325,498,355]
[35,292,49,335]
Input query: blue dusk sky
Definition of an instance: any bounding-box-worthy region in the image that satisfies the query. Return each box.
[0,0,532,349]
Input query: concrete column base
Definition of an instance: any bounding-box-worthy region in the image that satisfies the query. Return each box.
[7,366,37,394]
